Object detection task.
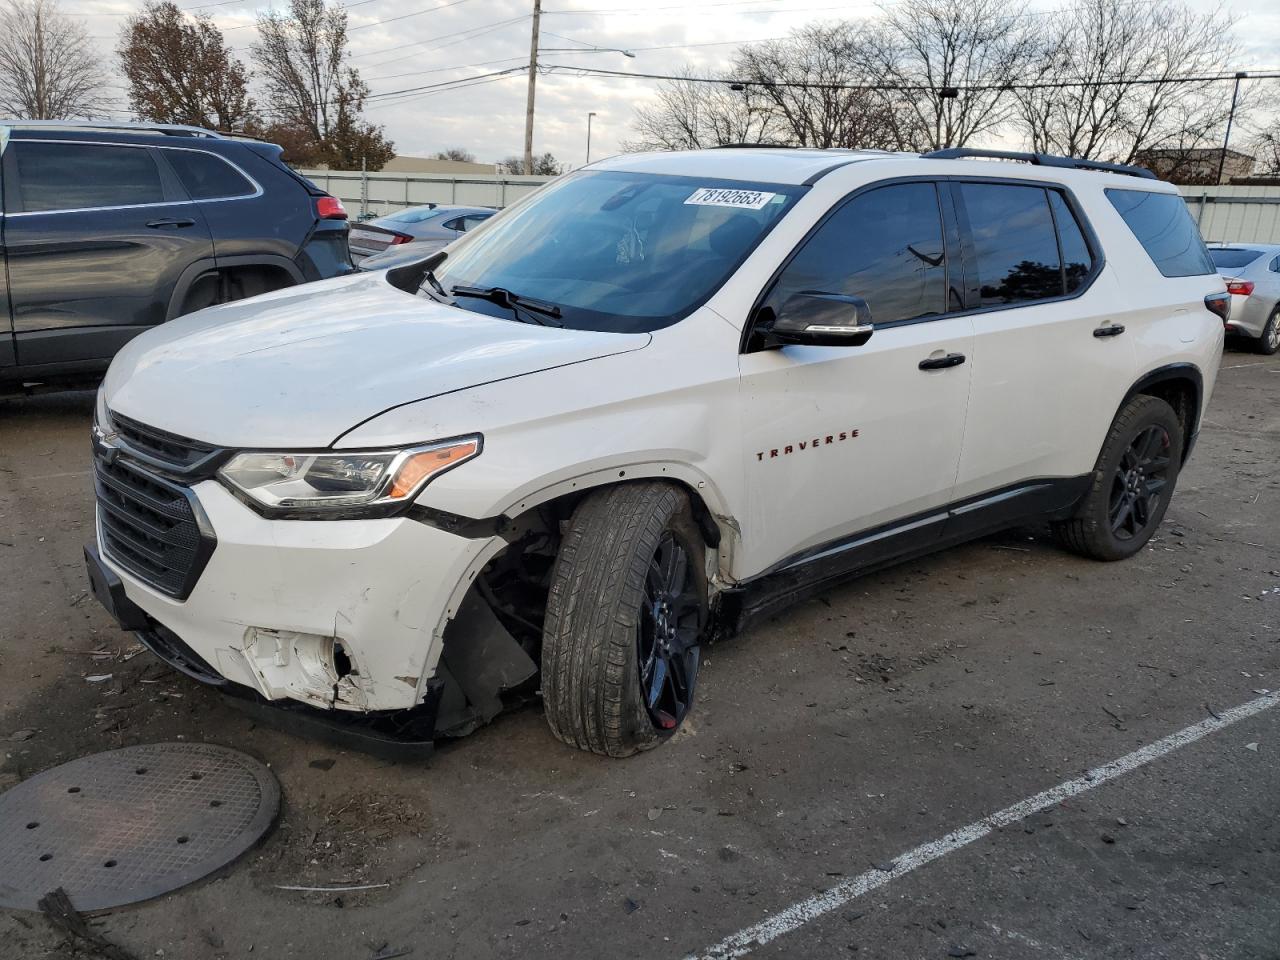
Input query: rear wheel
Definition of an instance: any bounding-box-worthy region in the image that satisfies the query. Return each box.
[541,483,707,757]
[1053,395,1183,561]
[1255,307,1280,355]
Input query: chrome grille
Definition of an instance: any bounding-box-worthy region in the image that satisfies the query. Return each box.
[94,455,215,600]
[110,412,218,474]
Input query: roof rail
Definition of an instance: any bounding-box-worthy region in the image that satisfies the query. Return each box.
[0,120,226,139]
[711,142,795,149]
[922,147,1157,180]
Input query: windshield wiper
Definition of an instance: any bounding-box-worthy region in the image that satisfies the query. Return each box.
[450,285,564,327]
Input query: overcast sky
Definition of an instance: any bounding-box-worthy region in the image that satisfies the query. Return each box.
[80,0,1280,167]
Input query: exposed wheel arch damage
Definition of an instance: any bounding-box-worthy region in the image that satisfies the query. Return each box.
[424,476,732,739]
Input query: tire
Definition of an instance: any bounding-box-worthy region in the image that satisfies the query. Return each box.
[542,482,708,757]
[1255,307,1280,356]
[1053,395,1184,561]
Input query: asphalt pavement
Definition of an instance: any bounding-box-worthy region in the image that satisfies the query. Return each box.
[1,352,1277,960]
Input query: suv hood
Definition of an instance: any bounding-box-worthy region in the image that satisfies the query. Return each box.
[104,273,651,448]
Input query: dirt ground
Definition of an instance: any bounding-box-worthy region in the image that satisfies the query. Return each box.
[1,349,1278,960]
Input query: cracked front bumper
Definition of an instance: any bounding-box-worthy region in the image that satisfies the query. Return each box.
[94,478,498,712]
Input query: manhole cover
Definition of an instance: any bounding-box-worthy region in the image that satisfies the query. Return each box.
[0,742,279,911]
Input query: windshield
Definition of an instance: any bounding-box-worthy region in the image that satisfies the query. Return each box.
[1209,247,1265,270]
[431,170,805,333]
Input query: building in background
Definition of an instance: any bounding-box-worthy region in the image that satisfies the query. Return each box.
[378,155,497,175]
[1135,147,1256,185]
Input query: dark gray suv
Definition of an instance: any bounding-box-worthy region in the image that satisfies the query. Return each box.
[0,121,353,391]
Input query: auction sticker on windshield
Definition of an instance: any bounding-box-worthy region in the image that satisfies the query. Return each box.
[684,188,777,210]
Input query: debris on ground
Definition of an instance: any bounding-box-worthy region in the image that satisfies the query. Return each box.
[1245,742,1259,752]
[6,729,35,742]
[38,887,138,960]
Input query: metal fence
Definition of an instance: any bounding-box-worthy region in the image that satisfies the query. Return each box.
[302,168,1280,243]
[1180,185,1280,244]
[298,169,555,219]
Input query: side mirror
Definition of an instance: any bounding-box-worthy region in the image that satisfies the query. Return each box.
[768,292,874,347]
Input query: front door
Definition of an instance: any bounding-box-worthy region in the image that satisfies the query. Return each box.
[737,180,974,580]
[1,138,214,368]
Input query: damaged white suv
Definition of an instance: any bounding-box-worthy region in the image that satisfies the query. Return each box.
[86,147,1227,757]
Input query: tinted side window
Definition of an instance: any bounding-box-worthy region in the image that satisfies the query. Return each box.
[13,141,165,213]
[1048,190,1094,293]
[165,149,255,200]
[764,182,947,325]
[1106,188,1214,278]
[959,183,1062,307]
[442,217,464,231]
[461,213,492,231]
[1271,256,1280,273]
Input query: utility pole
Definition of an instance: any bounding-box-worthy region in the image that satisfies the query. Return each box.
[523,0,542,176]
[585,111,596,165]
[1216,71,1248,186]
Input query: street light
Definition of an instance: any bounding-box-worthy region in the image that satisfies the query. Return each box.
[1217,71,1248,185]
[586,112,597,165]
[523,0,635,175]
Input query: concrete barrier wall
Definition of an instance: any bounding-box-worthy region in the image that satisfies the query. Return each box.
[298,169,556,218]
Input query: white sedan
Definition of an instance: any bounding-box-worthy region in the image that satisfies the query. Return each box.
[1209,243,1280,354]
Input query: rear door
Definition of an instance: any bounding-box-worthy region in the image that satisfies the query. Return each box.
[949,179,1134,504]
[1,138,215,368]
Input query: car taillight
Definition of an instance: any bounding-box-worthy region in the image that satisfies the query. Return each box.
[1225,279,1254,296]
[316,197,347,220]
[389,233,412,245]
[1204,291,1231,322]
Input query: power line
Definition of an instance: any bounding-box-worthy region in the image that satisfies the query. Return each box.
[350,0,478,32]
[365,65,529,100]
[350,14,529,61]
[540,63,1280,94]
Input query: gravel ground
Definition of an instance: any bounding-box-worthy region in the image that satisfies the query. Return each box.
[1,350,1277,960]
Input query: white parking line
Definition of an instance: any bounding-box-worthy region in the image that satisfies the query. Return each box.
[688,690,1280,960]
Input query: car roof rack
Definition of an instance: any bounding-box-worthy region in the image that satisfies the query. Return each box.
[1,120,227,139]
[922,147,1157,180]
[711,142,795,149]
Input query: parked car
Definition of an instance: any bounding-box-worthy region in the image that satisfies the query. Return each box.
[86,147,1226,758]
[356,240,453,273]
[1207,243,1280,354]
[0,121,352,392]
[347,204,494,265]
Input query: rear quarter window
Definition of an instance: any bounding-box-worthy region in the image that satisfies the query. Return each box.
[164,149,256,200]
[1106,188,1214,278]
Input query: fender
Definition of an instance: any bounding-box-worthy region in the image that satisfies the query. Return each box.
[413,460,738,567]
[166,254,304,321]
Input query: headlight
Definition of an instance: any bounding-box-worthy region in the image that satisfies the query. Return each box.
[217,436,481,517]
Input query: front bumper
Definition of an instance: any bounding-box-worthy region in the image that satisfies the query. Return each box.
[93,477,500,713]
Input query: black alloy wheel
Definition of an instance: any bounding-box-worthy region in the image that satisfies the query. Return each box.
[1108,424,1172,541]
[638,532,702,731]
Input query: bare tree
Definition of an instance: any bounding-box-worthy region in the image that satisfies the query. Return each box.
[733,23,904,149]
[626,66,781,151]
[1250,124,1280,177]
[1017,0,1242,167]
[867,0,1038,150]
[434,147,476,162]
[119,1,258,131]
[0,0,104,119]
[498,152,562,175]
[253,0,393,169]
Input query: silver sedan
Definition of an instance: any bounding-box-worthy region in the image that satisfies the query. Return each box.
[1209,243,1280,354]
[348,204,495,264]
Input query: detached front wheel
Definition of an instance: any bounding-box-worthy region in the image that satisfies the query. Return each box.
[542,482,707,757]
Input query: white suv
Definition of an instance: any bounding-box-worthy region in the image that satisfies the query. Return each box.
[85,147,1227,757]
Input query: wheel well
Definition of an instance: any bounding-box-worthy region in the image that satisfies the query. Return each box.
[177,263,297,316]
[467,478,723,660]
[1132,372,1199,462]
